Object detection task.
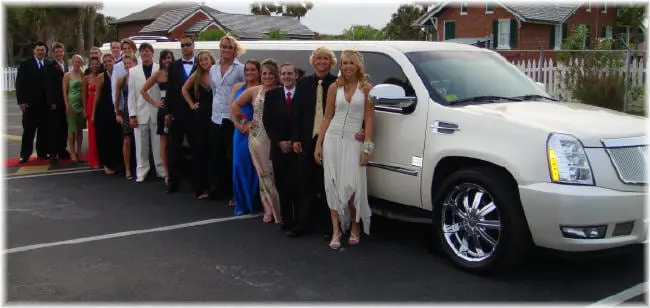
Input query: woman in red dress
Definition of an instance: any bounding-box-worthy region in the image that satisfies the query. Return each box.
[83,57,102,168]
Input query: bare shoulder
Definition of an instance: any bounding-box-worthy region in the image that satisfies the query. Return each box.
[233,81,244,90]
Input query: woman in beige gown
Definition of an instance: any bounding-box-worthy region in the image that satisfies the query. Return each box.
[230,58,281,224]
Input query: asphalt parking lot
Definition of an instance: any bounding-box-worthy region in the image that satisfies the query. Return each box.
[4,93,648,303]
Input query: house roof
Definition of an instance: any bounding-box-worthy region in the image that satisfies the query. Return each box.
[209,13,315,39]
[185,19,217,33]
[139,5,216,33]
[112,2,221,25]
[412,1,579,26]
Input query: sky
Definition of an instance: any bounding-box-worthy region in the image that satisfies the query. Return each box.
[99,0,405,35]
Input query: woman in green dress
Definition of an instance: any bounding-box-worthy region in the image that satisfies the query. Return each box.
[62,54,86,163]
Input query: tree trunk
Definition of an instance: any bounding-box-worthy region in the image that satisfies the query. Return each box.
[85,7,96,50]
[76,8,85,56]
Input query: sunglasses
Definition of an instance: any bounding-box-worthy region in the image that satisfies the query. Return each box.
[181,42,193,47]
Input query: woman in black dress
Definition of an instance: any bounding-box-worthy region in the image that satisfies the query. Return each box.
[92,53,123,174]
[181,50,216,199]
[141,49,175,185]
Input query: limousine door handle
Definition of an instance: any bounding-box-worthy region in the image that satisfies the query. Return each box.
[431,121,460,134]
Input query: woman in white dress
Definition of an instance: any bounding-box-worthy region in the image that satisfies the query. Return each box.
[314,50,375,249]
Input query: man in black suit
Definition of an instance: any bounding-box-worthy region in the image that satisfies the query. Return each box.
[291,47,340,237]
[45,42,71,163]
[165,34,196,193]
[16,41,50,163]
[263,62,300,236]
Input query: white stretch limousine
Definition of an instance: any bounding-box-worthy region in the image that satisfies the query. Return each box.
[102,40,648,275]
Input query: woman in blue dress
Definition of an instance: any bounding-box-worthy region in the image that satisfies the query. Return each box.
[231,59,262,215]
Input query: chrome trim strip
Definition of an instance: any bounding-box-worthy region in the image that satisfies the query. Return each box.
[368,161,419,176]
[601,136,648,148]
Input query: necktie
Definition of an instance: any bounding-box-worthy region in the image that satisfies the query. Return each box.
[312,79,324,138]
[286,91,292,119]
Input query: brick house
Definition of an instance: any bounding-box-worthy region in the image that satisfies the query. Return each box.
[413,1,617,61]
[111,2,315,41]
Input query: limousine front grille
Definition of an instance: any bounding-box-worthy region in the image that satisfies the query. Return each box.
[602,137,648,185]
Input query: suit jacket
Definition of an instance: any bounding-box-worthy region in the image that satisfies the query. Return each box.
[16,56,48,109]
[291,73,337,145]
[127,63,160,124]
[46,59,69,107]
[263,86,295,161]
[166,58,196,121]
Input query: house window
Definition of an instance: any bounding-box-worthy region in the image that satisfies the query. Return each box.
[444,21,456,40]
[486,2,493,13]
[601,1,607,13]
[461,2,468,15]
[605,25,613,38]
[498,19,510,49]
[586,0,591,12]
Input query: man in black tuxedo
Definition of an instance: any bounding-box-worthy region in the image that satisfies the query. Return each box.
[165,35,196,193]
[263,62,300,236]
[45,42,71,163]
[291,47,340,238]
[16,41,50,163]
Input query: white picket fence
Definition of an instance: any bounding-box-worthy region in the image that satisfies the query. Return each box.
[2,66,88,91]
[511,57,647,102]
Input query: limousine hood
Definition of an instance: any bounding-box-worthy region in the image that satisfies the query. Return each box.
[463,101,648,147]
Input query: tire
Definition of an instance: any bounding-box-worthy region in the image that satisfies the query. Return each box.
[431,166,532,275]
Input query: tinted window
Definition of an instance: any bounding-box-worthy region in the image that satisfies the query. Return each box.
[354,52,414,96]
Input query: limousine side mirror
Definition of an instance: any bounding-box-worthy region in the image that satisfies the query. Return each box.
[369,84,417,113]
[535,81,546,92]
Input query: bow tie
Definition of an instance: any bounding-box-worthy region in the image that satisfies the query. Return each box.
[182,61,193,65]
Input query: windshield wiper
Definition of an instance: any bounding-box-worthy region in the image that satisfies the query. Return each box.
[449,96,523,105]
[510,94,559,101]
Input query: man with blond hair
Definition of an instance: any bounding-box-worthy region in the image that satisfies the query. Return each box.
[208,35,245,200]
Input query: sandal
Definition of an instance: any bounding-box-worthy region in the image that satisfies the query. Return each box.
[125,172,134,181]
[262,214,273,223]
[197,193,209,200]
[329,233,341,250]
[348,233,360,245]
[228,200,235,207]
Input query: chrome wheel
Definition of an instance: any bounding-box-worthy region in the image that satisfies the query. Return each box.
[441,183,501,263]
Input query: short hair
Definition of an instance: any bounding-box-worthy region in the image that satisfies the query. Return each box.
[34,41,46,49]
[180,34,194,42]
[102,53,114,61]
[90,47,101,53]
[110,41,121,48]
[139,42,153,53]
[280,62,298,74]
[120,38,137,51]
[52,42,64,51]
[309,47,337,70]
[122,52,137,63]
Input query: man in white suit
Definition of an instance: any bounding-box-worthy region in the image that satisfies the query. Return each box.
[127,42,163,182]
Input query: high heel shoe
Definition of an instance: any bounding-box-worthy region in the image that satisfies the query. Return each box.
[329,233,341,249]
[348,233,360,245]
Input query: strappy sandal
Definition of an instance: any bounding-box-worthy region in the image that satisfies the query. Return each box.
[197,193,209,200]
[348,233,360,245]
[125,172,134,181]
[262,214,273,223]
[329,233,341,250]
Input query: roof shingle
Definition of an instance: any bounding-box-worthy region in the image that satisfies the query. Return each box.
[210,13,315,39]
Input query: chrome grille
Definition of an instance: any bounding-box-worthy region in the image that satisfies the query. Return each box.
[604,145,648,184]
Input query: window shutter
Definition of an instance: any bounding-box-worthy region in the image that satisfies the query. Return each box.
[450,22,456,39]
[562,23,568,41]
[601,26,606,38]
[492,20,499,48]
[585,25,591,48]
[550,25,556,49]
[510,19,517,48]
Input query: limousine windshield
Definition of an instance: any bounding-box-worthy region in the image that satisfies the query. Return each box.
[406,50,551,105]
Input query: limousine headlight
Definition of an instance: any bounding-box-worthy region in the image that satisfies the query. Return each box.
[547,133,594,185]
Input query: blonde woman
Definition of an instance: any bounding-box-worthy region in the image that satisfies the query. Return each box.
[62,54,86,163]
[230,58,281,224]
[113,53,138,181]
[182,50,216,199]
[314,50,375,249]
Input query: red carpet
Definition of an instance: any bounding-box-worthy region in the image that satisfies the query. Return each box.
[5,153,88,167]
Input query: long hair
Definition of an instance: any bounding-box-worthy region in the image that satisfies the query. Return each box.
[193,50,216,99]
[335,50,369,89]
[245,58,262,84]
[158,49,175,71]
[261,58,280,86]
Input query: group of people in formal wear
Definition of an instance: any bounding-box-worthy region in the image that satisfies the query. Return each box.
[15,34,376,249]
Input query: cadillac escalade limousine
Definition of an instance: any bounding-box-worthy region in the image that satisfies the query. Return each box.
[101,40,648,275]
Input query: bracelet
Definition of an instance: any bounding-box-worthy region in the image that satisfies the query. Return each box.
[363,141,375,155]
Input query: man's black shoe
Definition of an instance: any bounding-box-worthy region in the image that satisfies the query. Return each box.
[19,157,28,164]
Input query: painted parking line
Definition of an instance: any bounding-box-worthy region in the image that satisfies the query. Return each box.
[6,213,263,254]
[588,282,648,307]
[6,168,99,180]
